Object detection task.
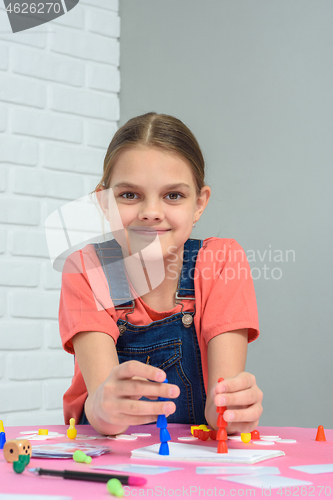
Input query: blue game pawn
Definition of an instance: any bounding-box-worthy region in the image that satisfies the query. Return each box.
[160,428,171,442]
[156,414,168,428]
[0,432,6,450]
[157,378,170,456]
[159,441,169,456]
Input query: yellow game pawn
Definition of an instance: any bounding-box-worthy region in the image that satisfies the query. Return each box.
[241,433,251,443]
[0,420,5,433]
[67,418,77,439]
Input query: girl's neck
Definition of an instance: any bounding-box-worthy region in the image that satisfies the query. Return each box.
[125,246,184,313]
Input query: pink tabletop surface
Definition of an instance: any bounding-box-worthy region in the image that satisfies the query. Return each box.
[1,424,333,499]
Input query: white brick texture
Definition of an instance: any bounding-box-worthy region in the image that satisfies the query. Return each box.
[0,44,8,70]
[1,1,120,425]
[12,48,85,87]
[0,104,8,131]
[0,166,7,191]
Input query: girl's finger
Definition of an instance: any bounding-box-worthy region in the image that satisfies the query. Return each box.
[108,398,177,418]
[116,360,166,383]
[113,378,180,400]
[215,386,263,408]
[223,403,263,424]
[219,372,257,394]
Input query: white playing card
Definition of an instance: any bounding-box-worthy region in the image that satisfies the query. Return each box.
[290,464,333,474]
[219,473,312,489]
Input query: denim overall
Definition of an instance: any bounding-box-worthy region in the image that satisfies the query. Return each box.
[79,238,207,425]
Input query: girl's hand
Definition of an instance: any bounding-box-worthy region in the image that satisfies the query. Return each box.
[89,360,180,431]
[212,372,263,434]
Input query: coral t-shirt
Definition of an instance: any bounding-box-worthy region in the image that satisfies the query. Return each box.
[59,237,260,424]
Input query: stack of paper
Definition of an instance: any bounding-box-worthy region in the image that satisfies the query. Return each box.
[131,442,285,464]
[32,442,112,459]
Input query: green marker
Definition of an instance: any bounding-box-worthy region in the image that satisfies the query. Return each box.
[73,450,92,464]
[107,478,124,497]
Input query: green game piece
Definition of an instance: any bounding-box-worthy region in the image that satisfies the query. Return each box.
[73,450,92,464]
[13,460,26,474]
[107,478,124,497]
[18,454,30,466]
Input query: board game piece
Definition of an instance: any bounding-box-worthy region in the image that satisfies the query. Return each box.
[178,436,198,441]
[217,440,228,453]
[38,429,48,435]
[254,441,275,446]
[13,460,26,474]
[73,450,92,464]
[160,428,171,442]
[156,414,168,428]
[157,379,170,456]
[241,433,251,443]
[107,478,124,497]
[199,429,210,441]
[159,442,170,455]
[107,434,138,441]
[0,432,6,449]
[216,377,228,453]
[0,420,6,449]
[3,439,32,463]
[209,430,217,440]
[131,433,151,437]
[67,418,77,439]
[217,427,227,440]
[251,430,260,440]
[315,425,326,441]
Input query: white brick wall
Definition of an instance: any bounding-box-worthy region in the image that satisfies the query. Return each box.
[0,0,120,426]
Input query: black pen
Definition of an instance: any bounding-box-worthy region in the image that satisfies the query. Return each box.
[28,467,147,486]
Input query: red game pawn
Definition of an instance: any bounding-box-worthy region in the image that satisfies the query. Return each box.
[251,430,260,440]
[316,425,326,442]
[217,427,227,440]
[217,413,227,427]
[217,440,228,454]
[216,377,228,454]
[209,430,217,440]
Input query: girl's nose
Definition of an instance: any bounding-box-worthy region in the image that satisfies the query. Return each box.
[138,198,164,221]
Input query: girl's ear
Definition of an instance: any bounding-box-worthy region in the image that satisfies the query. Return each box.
[96,188,109,221]
[194,185,211,222]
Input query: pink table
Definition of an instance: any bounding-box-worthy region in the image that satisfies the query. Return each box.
[1,424,333,499]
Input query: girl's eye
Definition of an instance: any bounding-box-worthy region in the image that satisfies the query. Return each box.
[120,192,138,200]
[166,192,183,200]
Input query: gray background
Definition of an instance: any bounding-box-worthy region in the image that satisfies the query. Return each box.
[119,0,333,428]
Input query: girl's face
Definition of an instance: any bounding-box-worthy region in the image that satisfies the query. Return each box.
[103,145,210,261]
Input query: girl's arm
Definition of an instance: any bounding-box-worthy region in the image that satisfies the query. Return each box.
[204,328,263,433]
[72,330,179,435]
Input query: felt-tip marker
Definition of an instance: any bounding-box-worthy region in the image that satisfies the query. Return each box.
[28,467,147,486]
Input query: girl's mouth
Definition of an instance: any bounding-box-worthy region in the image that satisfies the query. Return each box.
[131,228,171,236]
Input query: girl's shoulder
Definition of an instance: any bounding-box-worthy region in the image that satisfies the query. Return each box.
[198,237,246,263]
[62,244,98,275]
[201,236,236,249]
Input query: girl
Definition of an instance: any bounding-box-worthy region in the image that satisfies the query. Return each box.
[59,112,263,436]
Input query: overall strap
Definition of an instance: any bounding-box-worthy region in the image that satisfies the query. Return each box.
[93,240,134,309]
[176,239,203,300]
[94,238,203,308]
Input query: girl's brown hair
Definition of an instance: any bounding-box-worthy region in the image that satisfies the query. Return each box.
[95,112,205,194]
